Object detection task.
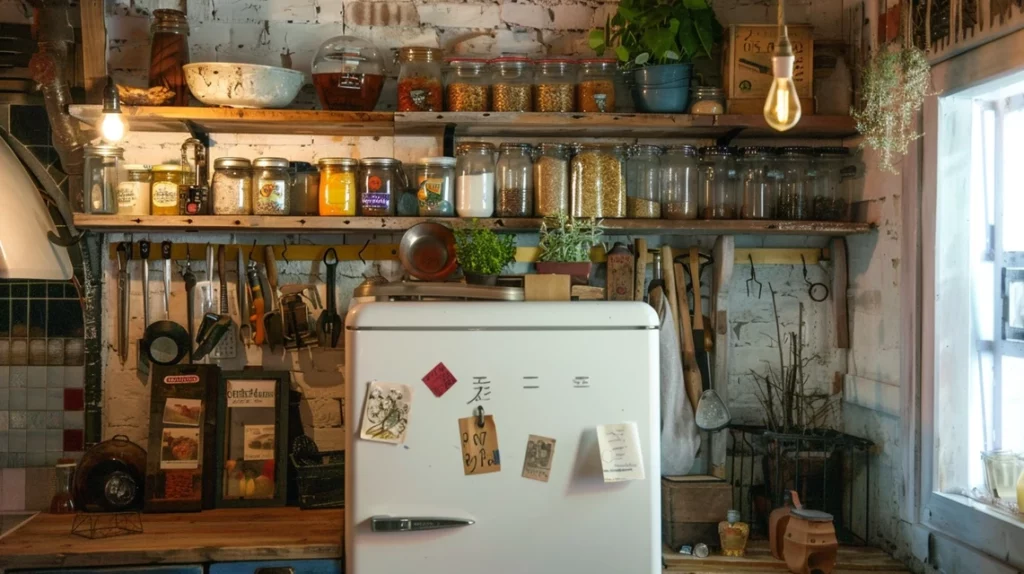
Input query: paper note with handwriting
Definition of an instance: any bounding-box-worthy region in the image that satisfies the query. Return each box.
[596,422,645,482]
[458,414,501,476]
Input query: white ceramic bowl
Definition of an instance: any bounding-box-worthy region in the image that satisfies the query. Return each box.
[183,63,304,109]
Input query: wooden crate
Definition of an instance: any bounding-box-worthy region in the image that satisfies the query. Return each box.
[723,24,814,109]
[662,475,732,550]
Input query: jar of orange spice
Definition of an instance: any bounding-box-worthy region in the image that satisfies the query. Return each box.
[397,47,443,112]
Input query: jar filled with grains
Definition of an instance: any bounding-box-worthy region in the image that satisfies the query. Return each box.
[117,165,152,216]
[698,146,739,219]
[150,164,185,216]
[738,147,775,219]
[211,157,253,215]
[318,157,359,216]
[626,145,663,218]
[289,162,320,216]
[534,58,576,112]
[455,142,496,217]
[775,147,813,220]
[397,47,444,112]
[571,144,627,218]
[689,86,726,115]
[359,157,404,216]
[445,58,490,112]
[812,147,852,221]
[491,56,534,112]
[252,157,291,215]
[534,143,570,217]
[415,157,456,216]
[661,145,699,220]
[495,143,534,217]
[578,59,618,113]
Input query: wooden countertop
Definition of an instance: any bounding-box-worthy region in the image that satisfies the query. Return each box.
[663,541,909,573]
[0,508,342,572]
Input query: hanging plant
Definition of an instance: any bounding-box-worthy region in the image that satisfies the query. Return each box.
[851,43,931,173]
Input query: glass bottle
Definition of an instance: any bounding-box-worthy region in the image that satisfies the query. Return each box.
[776,147,813,220]
[534,58,576,112]
[211,157,253,215]
[738,147,775,219]
[150,164,184,215]
[252,157,291,215]
[317,157,359,216]
[289,162,320,216]
[689,86,726,115]
[359,157,404,216]
[495,143,533,217]
[445,58,490,112]
[812,147,852,221]
[50,460,76,514]
[149,9,190,107]
[397,47,443,112]
[662,145,699,220]
[699,146,738,219]
[491,56,534,112]
[719,509,750,557]
[117,165,152,216]
[534,143,570,217]
[577,59,617,113]
[626,144,662,218]
[415,157,456,216]
[571,144,626,218]
[455,142,496,217]
[83,144,125,215]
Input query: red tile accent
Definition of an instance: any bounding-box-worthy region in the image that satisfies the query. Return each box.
[63,429,84,452]
[63,388,84,411]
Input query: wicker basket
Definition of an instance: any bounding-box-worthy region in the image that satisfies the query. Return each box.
[291,450,345,509]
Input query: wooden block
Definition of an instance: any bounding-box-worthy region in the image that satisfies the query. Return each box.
[524,274,571,301]
[571,285,605,301]
[662,476,732,524]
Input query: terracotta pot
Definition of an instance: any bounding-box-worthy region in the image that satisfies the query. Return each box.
[535,261,592,284]
[464,273,498,286]
[783,508,838,574]
[769,491,802,560]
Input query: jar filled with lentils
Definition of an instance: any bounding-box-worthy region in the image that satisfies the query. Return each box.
[534,58,576,112]
[738,147,775,219]
[495,143,534,217]
[698,146,738,219]
[491,56,534,112]
[626,145,662,218]
[534,143,570,217]
[661,145,699,220]
[359,157,404,216]
[252,158,291,215]
[455,142,496,217]
[578,59,617,113]
[775,147,813,220]
[445,57,490,112]
[415,157,456,216]
[397,46,443,112]
[211,157,252,215]
[571,143,627,218]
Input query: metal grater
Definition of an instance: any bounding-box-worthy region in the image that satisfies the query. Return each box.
[210,250,238,360]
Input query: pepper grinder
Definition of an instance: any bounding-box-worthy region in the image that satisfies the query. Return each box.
[179,138,209,215]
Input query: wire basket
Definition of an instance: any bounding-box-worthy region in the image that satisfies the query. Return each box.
[291,450,345,509]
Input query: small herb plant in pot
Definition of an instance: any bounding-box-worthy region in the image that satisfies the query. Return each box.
[589,0,722,113]
[535,213,603,284]
[454,222,517,286]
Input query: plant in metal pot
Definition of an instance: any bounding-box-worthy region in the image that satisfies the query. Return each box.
[536,213,603,284]
[589,0,722,113]
[453,221,517,286]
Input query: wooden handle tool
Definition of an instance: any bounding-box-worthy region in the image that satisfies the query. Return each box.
[675,262,702,414]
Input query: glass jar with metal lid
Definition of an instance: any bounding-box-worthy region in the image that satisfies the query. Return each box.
[689,86,725,115]
[211,157,252,215]
[571,143,627,218]
[661,145,699,220]
[445,58,490,112]
[311,36,386,111]
[534,58,576,112]
[738,147,775,219]
[415,157,456,216]
[252,157,291,215]
[534,143,571,217]
[397,46,443,112]
[83,144,124,214]
[775,147,813,220]
[318,157,358,216]
[698,146,739,219]
[491,56,534,112]
[812,147,852,221]
[627,144,663,218]
[150,164,184,216]
[117,165,151,216]
[577,59,617,113]
[455,142,496,217]
[289,162,320,216]
[495,143,534,217]
[359,157,405,216]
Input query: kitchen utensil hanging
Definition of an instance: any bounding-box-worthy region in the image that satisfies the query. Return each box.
[136,240,152,374]
[317,247,343,348]
[116,241,131,366]
[801,254,829,302]
[209,245,237,360]
[141,241,190,367]
[263,245,285,350]
[746,253,763,298]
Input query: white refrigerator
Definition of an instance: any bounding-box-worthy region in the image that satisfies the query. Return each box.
[345,302,660,574]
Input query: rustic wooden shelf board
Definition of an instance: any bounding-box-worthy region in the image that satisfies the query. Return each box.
[662,541,909,572]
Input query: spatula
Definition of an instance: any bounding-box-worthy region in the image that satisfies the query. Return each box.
[263,245,285,351]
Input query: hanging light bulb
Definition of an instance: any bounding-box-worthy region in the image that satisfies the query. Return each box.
[763,0,801,131]
[100,76,128,143]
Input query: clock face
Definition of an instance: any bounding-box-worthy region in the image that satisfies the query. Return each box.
[728,25,813,98]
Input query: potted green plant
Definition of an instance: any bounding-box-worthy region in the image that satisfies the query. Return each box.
[535,213,603,284]
[589,0,722,113]
[453,222,517,286]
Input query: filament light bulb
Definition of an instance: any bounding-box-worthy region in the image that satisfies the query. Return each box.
[100,112,127,143]
[763,21,802,132]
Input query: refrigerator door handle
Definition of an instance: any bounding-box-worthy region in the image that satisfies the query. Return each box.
[370,516,475,532]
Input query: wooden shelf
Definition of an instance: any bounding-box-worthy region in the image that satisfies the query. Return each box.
[73,214,874,236]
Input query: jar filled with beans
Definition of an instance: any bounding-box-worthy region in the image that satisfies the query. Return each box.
[397,46,443,112]
[491,56,534,112]
[571,143,627,218]
[495,143,534,217]
[534,143,570,217]
[534,58,576,112]
[578,59,617,113]
[626,145,663,219]
[445,57,490,112]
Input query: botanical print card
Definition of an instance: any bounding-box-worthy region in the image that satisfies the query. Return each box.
[359,382,412,444]
[522,435,556,482]
[596,422,645,482]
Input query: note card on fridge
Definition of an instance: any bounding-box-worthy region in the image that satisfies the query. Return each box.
[458,413,501,476]
[359,382,412,444]
[596,422,645,482]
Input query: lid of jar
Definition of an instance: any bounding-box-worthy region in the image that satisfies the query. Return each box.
[290,161,317,172]
[490,55,534,67]
[152,9,187,22]
[665,144,697,157]
[312,36,384,74]
[630,144,663,155]
[739,146,774,157]
[575,142,628,152]
[253,157,290,169]
[360,157,401,167]
[84,144,124,156]
[455,141,496,154]
[150,164,183,172]
[815,146,851,157]
[537,142,571,152]
[691,85,723,95]
[318,157,360,168]
[778,146,813,156]
[417,156,457,167]
[214,157,252,169]
[446,57,488,65]
[124,164,152,171]
[499,142,533,151]
[399,46,443,63]
[699,145,734,157]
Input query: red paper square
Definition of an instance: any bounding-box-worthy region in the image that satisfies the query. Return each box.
[63,429,84,451]
[63,388,84,411]
[422,362,457,397]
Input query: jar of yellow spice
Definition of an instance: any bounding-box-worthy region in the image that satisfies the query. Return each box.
[571,143,626,218]
[318,157,358,216]
[445,57,490,111]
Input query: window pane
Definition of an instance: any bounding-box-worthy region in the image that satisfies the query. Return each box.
[1003,109,1024,251]
[1000,354,1024,453]
[969,350,995,491]
[984,108,996,228]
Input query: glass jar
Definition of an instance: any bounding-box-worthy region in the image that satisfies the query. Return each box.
[578,59,618,113]
[571,144,627,218]
[699,146,739,219]
[491,56,534,112]
[211,157,252,215]
[445,58,490,112]
[495,143,534,217]
[661,145,699,220]
[252,157,291,215]
[534,143,571,217]
[149,9,189,107]
[289,162,320,216]
[812,147,852,221]
[83,144,124,215]
[738,147,775,219]
[534,58,576,112]
[627,145,663,218]
[317,157,358,216]
[397,46,443,112]
[359,157,404,216]
[982,450,1021,500]
[311,36,386,111]
[415,157,456,216]
[117,165,152,216]
[50,460,76,514]
[150,164,184,216]
[690,86,726,115]
[455,142,496,217]
[775,147,813,220]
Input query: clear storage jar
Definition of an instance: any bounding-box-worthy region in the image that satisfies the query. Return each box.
[689,86,725,115]
[534,58,576,112]
[661,145,699,220]
[83,145,124,214]
[738,147,775,220]
[491,56,534,112]
[699,146,739,219]
[289,162,320,216]
[318,158,358,216]
[150,164,184,216]
[495,143,534,217]
[578,59,617,113]
[812,147,852,221]
[775,147,813,220]
[626,144,662,218]
[252,157,291,215]
[211,157,252,215]
[534,143,570,217]
[445,57,490,112]
[571,143,626,218]
[117,165,151,216]
[455,142,496,217]
[397,46,443,112]
[359,157,404,216]
[415,157,456,216]
[311,36,386,111]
